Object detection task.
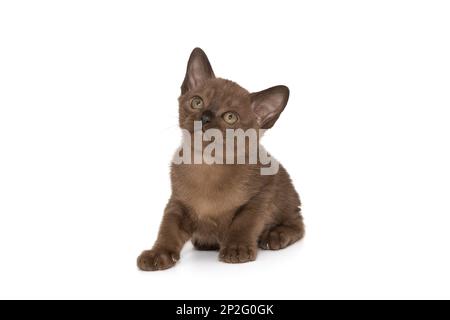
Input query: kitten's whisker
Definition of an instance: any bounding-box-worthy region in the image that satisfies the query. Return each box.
[159,125,179,133]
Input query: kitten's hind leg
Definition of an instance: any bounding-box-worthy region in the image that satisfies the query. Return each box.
[192,240,220,251]
[259,213,304,250]
[192,236,220,251]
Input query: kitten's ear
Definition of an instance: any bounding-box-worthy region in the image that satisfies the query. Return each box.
[181,48,215,94]
[250,85,290,129]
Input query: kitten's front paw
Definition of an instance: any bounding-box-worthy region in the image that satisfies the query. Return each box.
[219,244,257,264]
[137,249,179,271]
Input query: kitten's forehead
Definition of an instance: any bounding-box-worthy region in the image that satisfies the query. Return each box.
[203,78,250,104]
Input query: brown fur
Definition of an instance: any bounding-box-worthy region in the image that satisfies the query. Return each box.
[137,48,304,271]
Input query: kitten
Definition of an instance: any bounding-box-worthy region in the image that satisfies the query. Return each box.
[137,48,304,271]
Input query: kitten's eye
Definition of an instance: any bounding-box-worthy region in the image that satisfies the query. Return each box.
[222,111,239,124]
[190,96,204,109]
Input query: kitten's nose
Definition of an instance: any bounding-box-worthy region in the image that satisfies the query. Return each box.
[201,110,213,125]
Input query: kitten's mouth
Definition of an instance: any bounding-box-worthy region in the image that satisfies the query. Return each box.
[191,126,203,133]
[201,124,212,132]
[190,122,213,133]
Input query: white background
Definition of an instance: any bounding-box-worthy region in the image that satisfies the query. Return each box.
[1,1,449,299]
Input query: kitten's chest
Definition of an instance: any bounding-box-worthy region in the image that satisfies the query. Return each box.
[172,164,250,218]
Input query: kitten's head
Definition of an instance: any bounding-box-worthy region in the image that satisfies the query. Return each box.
[178,48,289,134]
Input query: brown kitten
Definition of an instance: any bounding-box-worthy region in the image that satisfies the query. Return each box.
[137,48,304,271]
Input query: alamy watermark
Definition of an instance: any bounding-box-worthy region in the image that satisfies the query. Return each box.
[172,121,279,175]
